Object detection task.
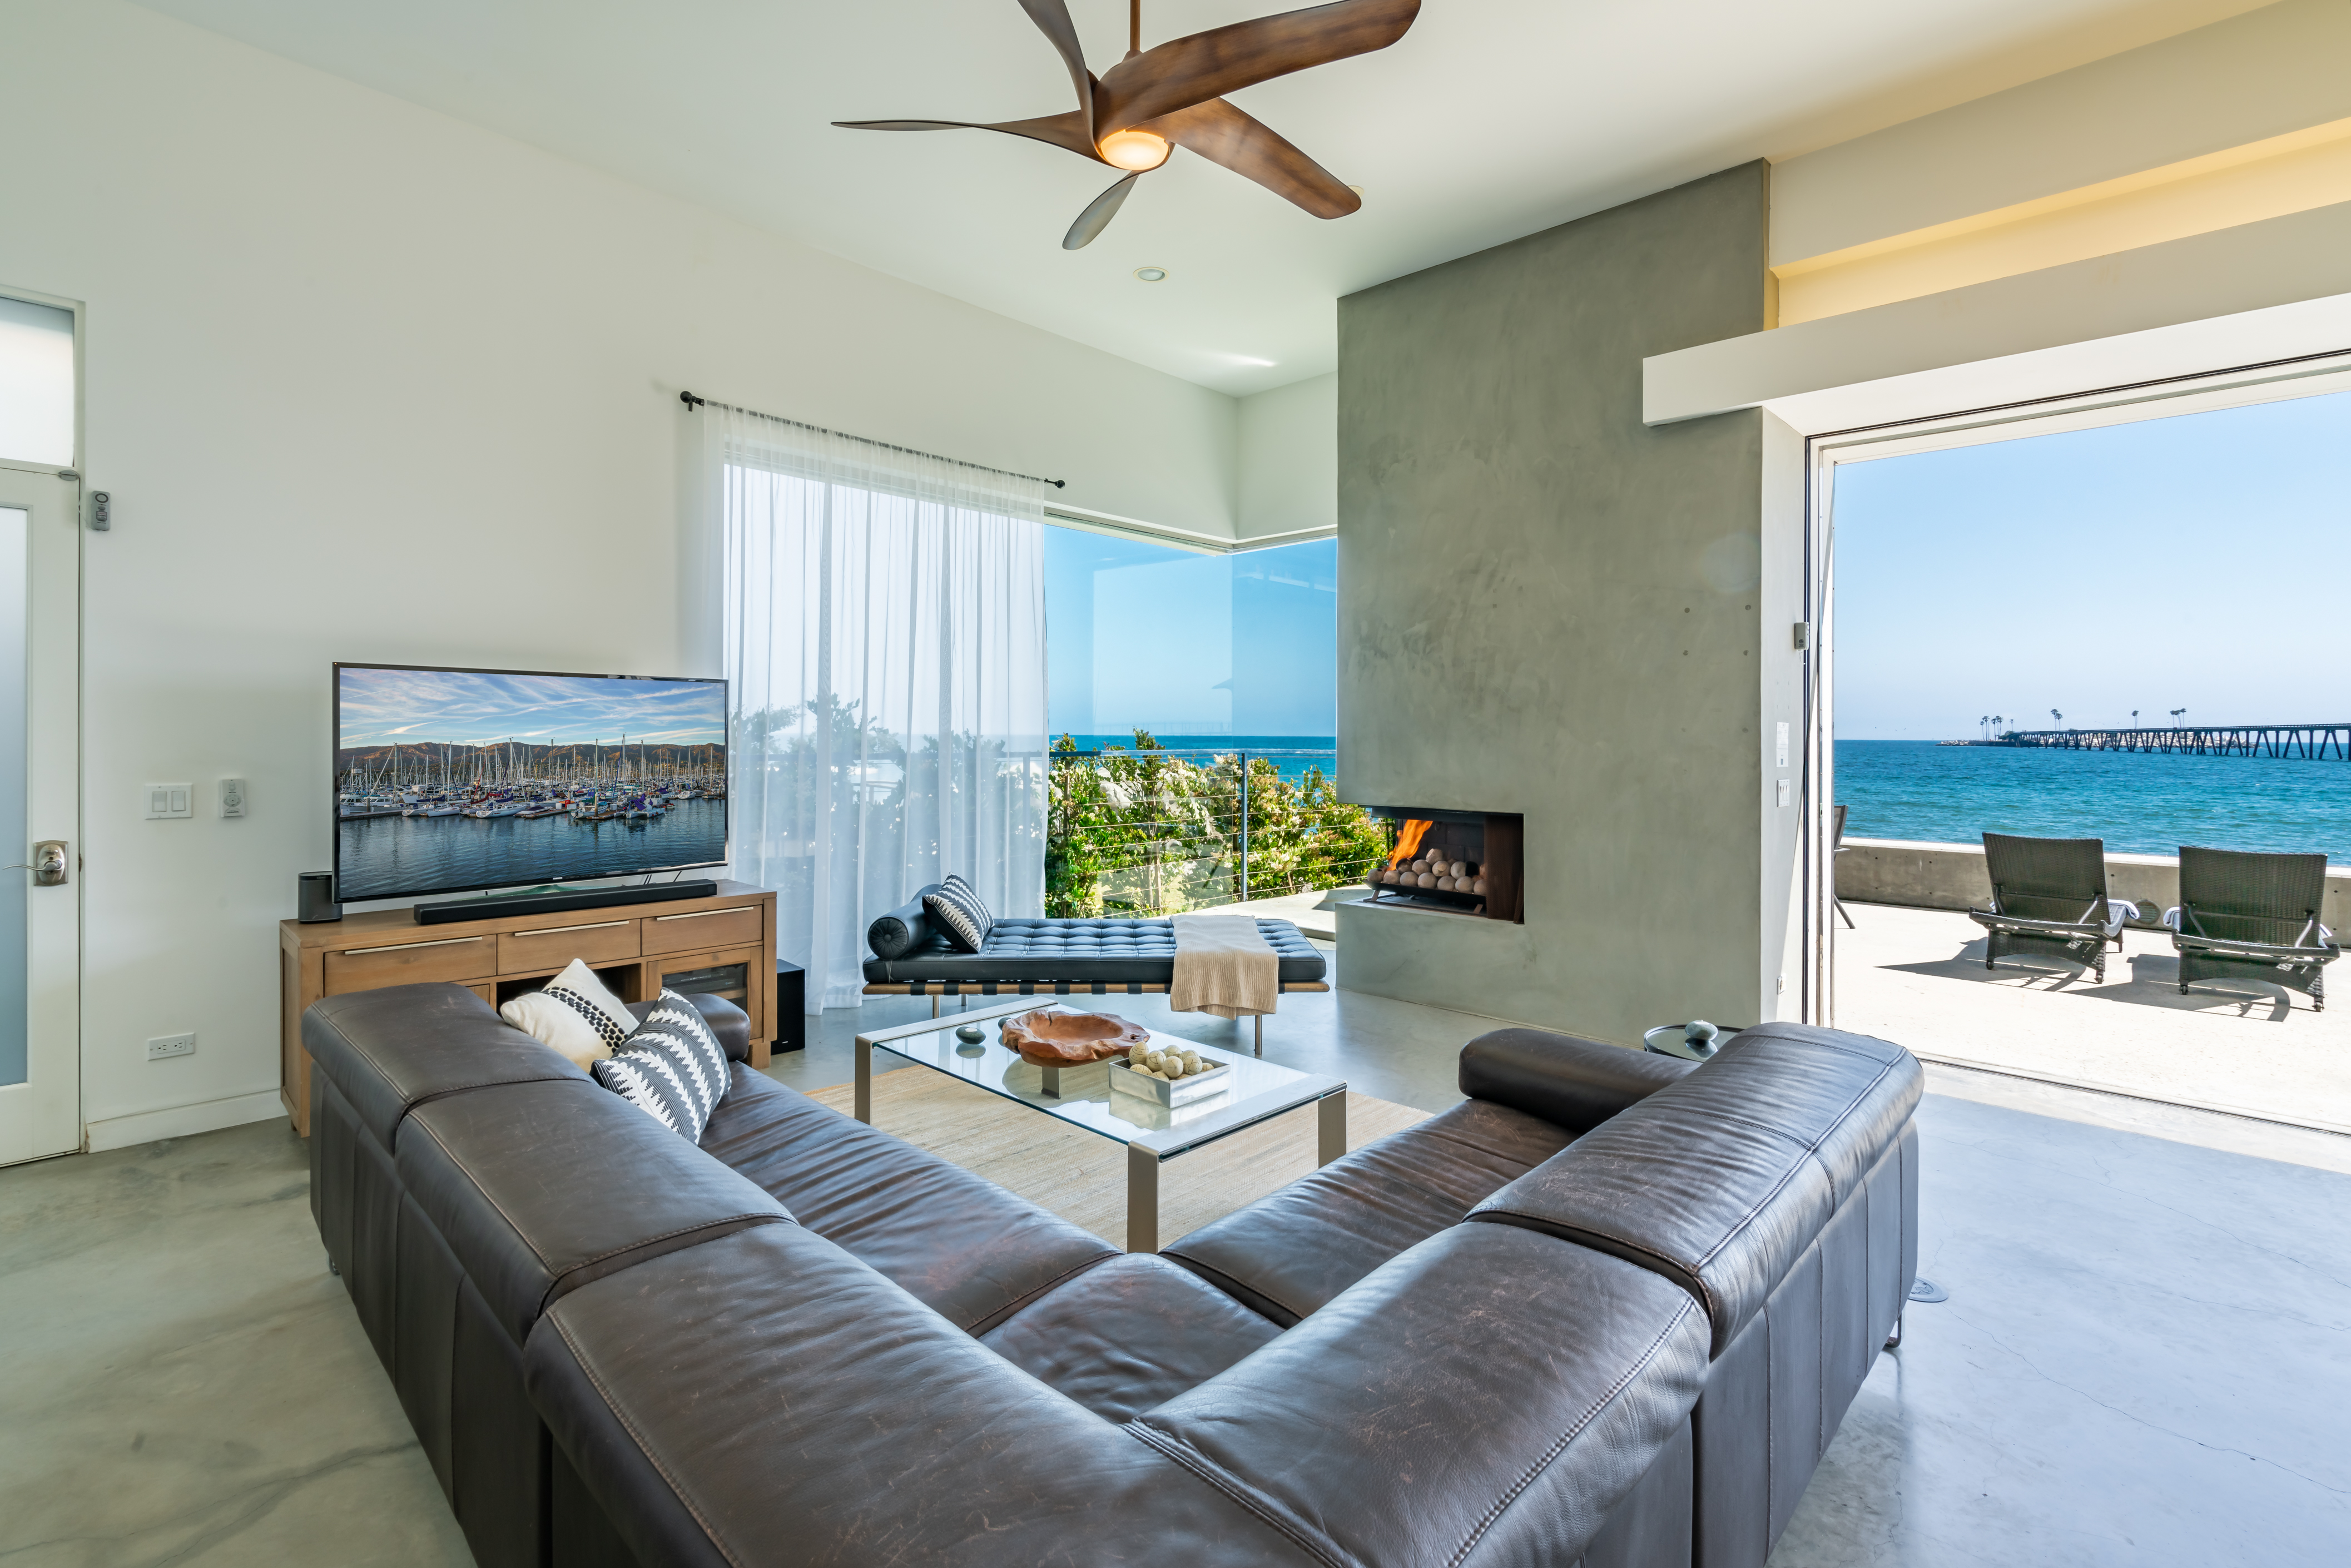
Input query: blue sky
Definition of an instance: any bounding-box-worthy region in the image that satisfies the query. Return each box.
[1045,528,1336,739]
[338,666,726,750]
[1833,387,2351,740]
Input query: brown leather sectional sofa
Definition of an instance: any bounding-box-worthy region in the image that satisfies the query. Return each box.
[306,983,1920,1568]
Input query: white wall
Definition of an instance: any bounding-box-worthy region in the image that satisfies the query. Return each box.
[0,0,1250,1143]
[1237,374,1337,542]
[1771,0,2351,264]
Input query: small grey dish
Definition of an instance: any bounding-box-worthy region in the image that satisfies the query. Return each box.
[1643,1020,1725,1062]
[1108,1055,1232,1108]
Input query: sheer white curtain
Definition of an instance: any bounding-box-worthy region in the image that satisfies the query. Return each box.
[713,405,1049,1010]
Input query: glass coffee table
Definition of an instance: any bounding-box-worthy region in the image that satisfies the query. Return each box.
[853,999,1346,1252]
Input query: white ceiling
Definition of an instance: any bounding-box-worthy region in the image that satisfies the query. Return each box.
[133,0,2269,396]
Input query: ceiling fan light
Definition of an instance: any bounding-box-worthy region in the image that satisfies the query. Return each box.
[1097,130,1170,172]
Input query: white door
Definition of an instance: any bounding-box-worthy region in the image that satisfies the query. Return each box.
[0,464,80,1165]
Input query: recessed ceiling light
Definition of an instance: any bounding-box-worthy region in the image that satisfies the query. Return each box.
[1133,266,1168,282]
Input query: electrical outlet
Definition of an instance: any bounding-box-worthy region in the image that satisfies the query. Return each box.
[147,1031,196,1061]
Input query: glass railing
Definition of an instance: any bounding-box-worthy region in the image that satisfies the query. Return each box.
[1046,737,1389,919]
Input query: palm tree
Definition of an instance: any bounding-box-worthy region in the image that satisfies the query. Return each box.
[2051,708,2063,726]
[2170,707,2187,721]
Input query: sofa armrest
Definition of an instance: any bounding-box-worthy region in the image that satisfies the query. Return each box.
[628,994,752,1063]
[866,885,941,960]
[1459,1027,1697,1134]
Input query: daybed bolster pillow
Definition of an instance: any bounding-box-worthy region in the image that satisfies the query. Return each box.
[866,884,941,960]
[1459,1026,1698,1134]
[627,993,751,1063]
[1467,1023,1923,1357]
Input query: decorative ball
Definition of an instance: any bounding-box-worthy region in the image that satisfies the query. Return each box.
[1451,861,1470,879]
[1181,1051,1202,1075]
[1417,872,1437,889]
[1471,877,1487,895]
[954,1024,984,1044]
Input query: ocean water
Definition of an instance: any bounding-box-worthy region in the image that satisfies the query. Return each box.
[1053,735,1337,785]
[1837,739,2351,861]
[337,798,728,901]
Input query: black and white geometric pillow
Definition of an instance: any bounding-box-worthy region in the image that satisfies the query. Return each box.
[922,872,994,953]
[544,981,632,1054]
[590,990,731,1142]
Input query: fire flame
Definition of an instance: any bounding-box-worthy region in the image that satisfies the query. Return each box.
[1388,818,1434,867]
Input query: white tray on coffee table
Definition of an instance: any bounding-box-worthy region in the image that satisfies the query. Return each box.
[852,1000,1346,1252]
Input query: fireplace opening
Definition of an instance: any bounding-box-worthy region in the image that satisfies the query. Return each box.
[1365,808,1522,922]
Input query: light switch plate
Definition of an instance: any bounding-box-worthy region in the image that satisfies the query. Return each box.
[220,777,247,818]
[146,783,194,820]
[1776,778,1792,807]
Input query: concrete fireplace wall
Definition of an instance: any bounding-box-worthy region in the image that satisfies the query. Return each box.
[1334,162,1804,1044]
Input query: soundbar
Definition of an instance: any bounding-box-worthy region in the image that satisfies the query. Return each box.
[413,880,721,925]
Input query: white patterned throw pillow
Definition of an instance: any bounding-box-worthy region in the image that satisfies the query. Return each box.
[591,989,732,1141]
[922,873,994,954]
[499,959,637,1068]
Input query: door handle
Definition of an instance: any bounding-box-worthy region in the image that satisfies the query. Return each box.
[4,841,68,886]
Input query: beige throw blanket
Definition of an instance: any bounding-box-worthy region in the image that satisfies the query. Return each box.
[1169,915,1279,1020]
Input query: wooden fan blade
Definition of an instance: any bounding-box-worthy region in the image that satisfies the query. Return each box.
[1064,172,1141,250]
[1143,100,1357,218]
[835,110,1100,161]
[1016,0,1097,135]
[1096,0,1418,135]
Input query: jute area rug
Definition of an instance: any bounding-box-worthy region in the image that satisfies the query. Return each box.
[807,1072,1429,1252]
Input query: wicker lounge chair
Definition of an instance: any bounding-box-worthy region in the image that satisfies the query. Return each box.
[1968,832,2126,981]
[2163,845,2339,1010]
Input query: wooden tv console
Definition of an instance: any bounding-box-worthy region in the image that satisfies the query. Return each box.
[279,880,777,1137]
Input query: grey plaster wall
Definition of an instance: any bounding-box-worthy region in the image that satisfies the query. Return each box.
[1335,162,1801,1043]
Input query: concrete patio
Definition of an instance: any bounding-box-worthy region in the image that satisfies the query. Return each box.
[1834,900,2351,1134]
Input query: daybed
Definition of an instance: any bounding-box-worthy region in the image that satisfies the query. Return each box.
[861,883,1328,1048]
[307,980,1919,1568]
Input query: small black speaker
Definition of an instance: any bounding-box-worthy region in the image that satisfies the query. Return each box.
[298,871,342,923]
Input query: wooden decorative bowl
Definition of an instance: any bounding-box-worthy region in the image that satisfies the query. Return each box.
[1000,1009,1150,1066]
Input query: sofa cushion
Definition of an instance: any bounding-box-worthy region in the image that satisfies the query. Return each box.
[304,983,587,1153]
[523,1225,1320,1568]
[979,1253,1282,1423]
[697,1064,1117,1333]
[1459,1026,1696,1133]
[1467,1023,1923,1356]
[1133,1223,1710,1568]
[1164,1096,1573,1324]
[398,1076,793,1346]
[862,916,1328,986]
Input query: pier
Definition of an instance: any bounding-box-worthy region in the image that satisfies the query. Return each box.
[1996,724,2351,758]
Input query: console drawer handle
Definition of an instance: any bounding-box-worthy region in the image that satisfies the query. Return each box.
[340,936,484,955]
[653,908,738,922]
[512,921,631,937]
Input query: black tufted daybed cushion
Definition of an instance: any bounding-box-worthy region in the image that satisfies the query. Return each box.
[863,885,1328,998]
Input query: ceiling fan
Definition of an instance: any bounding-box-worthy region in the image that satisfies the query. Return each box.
[835,1,1420,250]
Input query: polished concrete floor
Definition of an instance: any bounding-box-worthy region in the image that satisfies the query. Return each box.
[4,980,2345,1565]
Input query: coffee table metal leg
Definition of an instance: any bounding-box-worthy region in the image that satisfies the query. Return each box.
[854,1038,872,1124]
[1127,1143,1160,1253]
[1317,1090,1346,1165]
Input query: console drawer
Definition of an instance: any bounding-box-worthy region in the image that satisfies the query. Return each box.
[324,933,494,993]
[641,904,763,955]
[498,919,640,971]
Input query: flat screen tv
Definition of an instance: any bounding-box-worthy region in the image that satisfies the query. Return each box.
[333,662,729,904]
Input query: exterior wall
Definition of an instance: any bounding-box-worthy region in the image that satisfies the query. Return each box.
[1334,163,1791,1045]
[1839,836,2351,935]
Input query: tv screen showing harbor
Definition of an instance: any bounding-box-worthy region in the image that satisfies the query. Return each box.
[334,663,728,904]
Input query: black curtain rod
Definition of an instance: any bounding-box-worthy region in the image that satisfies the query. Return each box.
[679,391,1065,488]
